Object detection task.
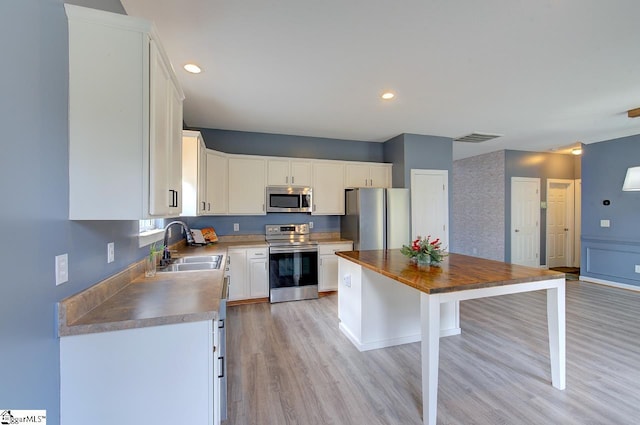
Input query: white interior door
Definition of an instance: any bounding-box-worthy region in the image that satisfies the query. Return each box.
[546,179,575,268]
[410,169,449,246]
[511,177,540,267]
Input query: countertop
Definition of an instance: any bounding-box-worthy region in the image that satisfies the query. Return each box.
[59,237,352,337]
[58,244,231,337]
[336,250,565,294]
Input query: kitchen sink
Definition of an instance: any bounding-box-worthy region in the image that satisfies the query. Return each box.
[172,255,221,264]
[157,254,222,272]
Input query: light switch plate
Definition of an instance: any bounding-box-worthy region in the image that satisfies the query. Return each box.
[55,253,69,286]
[635,265,640,274]
[107,242,115,263]
[233,223,239,232]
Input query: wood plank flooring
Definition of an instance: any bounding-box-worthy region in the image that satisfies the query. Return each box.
[224,281,640,424]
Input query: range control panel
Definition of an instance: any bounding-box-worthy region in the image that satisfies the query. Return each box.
[265,223,310,238]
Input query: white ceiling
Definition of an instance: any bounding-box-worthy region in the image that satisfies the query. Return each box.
[121,0,640,160]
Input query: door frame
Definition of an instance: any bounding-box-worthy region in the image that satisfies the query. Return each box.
[546,179,575,268]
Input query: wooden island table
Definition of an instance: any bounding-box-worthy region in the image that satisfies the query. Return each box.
[336,250,566,425]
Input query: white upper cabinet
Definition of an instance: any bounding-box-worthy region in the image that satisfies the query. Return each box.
[181,131,207,217]
[206,149,229,215]
[66,5,184,219]
[228,156,267,215]
[267,159,312,186]
[345,163,392,188]
[312,161,345,215]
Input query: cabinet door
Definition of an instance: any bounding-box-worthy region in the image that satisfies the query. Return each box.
[227,249,247,301]
[197,140,207,214]
[60,321,213,425]
[206,150,228,214]
[148,40,172,216]
[228,157,266,214]
[319,255,340,292]
[267,159,290,186]
[345,163,371,188]
[370,164,391,188]
[290,161,312,186]
[168,82,183,215]
[312,162,345,215]
[248,258,269,298]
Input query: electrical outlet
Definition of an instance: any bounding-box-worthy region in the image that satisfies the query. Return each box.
[600,219,610,228]
[55,254,69,286]
[309,221,314,229]
[635,265,640,274]
[107,242,115,263]
[233,223,239,232]
[343,274,351,287]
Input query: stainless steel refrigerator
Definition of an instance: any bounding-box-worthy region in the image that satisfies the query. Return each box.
[340,188,410,250]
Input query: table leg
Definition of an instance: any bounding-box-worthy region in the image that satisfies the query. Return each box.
[547,282,566,390]
[421,293,440,425]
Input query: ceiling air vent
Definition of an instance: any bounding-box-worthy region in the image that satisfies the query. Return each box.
[454,132,502,143]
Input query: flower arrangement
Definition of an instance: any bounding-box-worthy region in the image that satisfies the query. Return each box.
[400,235,447,266]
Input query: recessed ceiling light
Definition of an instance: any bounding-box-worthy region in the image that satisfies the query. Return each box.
[381,92,395,100]
[184,63,202,74]
[571,148,583,155]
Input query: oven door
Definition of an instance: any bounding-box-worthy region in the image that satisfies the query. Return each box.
[269,245,318,303]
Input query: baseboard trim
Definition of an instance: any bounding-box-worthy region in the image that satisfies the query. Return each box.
[579,276,640,292]
[228,297,269,307]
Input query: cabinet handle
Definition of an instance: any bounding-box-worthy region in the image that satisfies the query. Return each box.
[313,204,316,212]
[370,179,373,186]
[254,253,265,256]
[218,356,225,378]
[169,189,179,208]
[218,319,225,329]
[286,176,289,184]
[320,258,323,265]
[208,202,211,211]
[292,176,295,184]
[263,203,265,212]
[201,201,206,211]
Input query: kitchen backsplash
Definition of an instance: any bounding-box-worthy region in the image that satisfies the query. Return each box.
[186,213,339,236]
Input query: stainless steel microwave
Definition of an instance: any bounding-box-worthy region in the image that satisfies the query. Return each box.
[266,186,312,213]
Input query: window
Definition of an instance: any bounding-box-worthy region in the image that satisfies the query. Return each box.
[138,219,165,247]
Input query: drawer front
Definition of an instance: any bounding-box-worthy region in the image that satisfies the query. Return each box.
[246,248,268,259]
[318,243,352,256]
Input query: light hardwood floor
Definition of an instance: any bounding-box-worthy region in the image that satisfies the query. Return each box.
[224,281,640,424]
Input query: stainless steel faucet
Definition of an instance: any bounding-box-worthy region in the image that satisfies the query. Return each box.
[162,220,194,262]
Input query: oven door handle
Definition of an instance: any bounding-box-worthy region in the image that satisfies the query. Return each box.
[269,246,318,254]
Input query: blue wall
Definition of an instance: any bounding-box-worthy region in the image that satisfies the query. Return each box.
[581,135,640,286]
[188,214,339,236]
[195,128,384,162]
[0,1,182,423]
[504,150,578,263]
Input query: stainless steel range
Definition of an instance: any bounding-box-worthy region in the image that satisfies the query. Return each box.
[265,224,319,303]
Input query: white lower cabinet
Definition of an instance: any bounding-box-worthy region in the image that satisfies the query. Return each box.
[228,247,268,301]
[60,320,221,425]
[318,242,353,291]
